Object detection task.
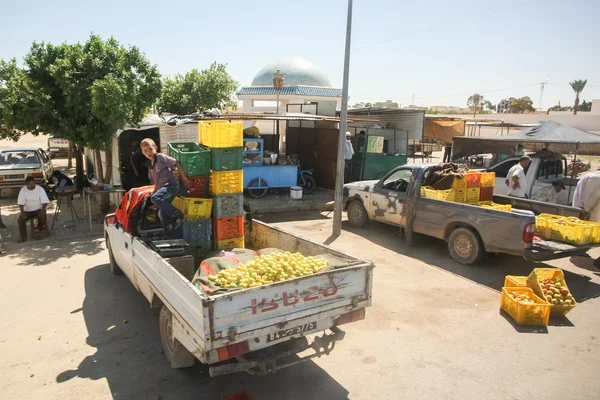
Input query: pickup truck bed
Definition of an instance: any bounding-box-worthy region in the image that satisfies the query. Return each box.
[105,217,374,377]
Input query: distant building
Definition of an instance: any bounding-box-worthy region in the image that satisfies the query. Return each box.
[497,98,516,113]
[430,105,471,114]
[374,100,400,108]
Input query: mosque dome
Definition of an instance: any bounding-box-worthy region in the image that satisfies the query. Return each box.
[250,56,333,87]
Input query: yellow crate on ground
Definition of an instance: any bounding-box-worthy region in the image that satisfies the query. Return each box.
[210,170,244,195]
[466,188,480,203]
[480,172,495,187]
[474,201,512,212]
[217,237,245,249]
[172,196,213,220]
[549,220,593,245]
[421,186,455,201]
[527,268,576,316]
[504,275,527,287]
[199,121,243,148]
[451,176,467,191]
[500,287,551,326]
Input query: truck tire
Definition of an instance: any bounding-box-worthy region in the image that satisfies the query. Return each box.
[448,227,484,265]
[159,306,196,368]
[106,236,123,275]
[347,200,368,228]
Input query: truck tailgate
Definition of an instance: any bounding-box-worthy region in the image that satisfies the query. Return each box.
[209,262,372,340]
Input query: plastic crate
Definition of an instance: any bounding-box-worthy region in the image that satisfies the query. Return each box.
[466,172,481,188]
[213,193,244,218]
[180,175,210,198]
[562,218,600,243]
[500,287,551,326]
[474,201,512,212]
[527,268,576,316]
[167,142,210,176]
[199,121,243,148]
[211,147,244,171]
[451,176,467,191]
[549,220,593,245]
[172,196,213,220]
[215,215,244,241]
[504,275,527,287]
[182,219,213,246]
[480,172,495,187]
[185,242,213,265]
[453,189,466,203]
[535,214,563,239]
[479,186,494,201]
[217,236,245,250]
[420,186,455,201]
[210,170,244,195]
[466,188,481,203]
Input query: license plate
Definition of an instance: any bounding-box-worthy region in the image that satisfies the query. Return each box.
[4,174,24,179]
[50,148,60,151]
[266,321,316,343]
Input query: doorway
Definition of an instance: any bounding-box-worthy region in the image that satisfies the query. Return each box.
[119,128,160,190]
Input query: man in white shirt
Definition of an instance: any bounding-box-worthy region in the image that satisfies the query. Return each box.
[344,132,355,183]
[17,176,50,242]
[506,156,531,198]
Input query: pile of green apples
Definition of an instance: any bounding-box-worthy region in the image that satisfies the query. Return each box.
[541,279,575,306]
[508,292,536,305]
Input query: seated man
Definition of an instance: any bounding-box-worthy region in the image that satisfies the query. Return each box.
[17,176,50,243]
[52,170,74,187]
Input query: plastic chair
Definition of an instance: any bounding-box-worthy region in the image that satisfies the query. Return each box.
[29,217,50,239]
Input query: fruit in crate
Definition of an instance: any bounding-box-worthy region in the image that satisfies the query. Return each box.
[539,278,574,305]
[508,291,536,304]
[208,252,329,289]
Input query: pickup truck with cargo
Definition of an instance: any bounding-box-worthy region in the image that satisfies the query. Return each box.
[343,164,592,265]
[104,204,374,377]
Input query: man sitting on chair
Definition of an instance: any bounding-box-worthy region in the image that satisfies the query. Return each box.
[17,176,50,243]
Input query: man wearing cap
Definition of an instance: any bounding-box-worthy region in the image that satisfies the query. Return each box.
[530,180,566,204]
[506,155,532,198]
[344,132,354,183]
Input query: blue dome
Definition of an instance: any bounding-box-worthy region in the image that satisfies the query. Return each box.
[250,56,333,87]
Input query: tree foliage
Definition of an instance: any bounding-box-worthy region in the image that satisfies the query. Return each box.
[508,96,535,113]
[467,93,483,117]
[157,63,238,115]
[569,79,587,115]
[351,102,374,108]
[0,34,162,183]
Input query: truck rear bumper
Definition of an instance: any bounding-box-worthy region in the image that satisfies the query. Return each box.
[208,326,345,377]
[524,240,592,262]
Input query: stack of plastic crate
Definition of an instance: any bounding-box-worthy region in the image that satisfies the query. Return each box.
[199,121,245,250]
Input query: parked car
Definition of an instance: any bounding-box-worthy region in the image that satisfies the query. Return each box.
[47,137,70,159]
[0,147,54,193]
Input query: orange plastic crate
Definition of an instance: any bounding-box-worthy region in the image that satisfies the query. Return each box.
[466,172,481,188]
[214,215,245,241]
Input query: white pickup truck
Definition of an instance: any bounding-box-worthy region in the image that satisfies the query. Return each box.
[104,214,374,377]
[488,154,579,205]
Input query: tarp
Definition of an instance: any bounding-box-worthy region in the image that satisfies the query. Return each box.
[452,121,600,158]
[424,118,465,143]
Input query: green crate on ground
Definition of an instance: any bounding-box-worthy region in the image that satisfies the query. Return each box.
[211,147,243,171]
[167,142,210,176]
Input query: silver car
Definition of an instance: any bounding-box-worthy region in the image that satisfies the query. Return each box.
[0,147,54,194]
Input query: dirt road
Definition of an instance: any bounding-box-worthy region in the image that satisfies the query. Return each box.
[1,211,599,400]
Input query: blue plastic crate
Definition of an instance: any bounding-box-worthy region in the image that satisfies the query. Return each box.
[182,219,213,246]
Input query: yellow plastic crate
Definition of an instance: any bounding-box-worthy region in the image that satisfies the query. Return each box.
[466,188,480,203]
[500,287,551,326]
[210,170,244,195]
[172,196,213,220]
[199,121,243,148]
[421,186,455,201]
[504,275,527,287]
[549,220,593,245]
[535,214,564,239]
[217,237,245,250]
[480,172,495,187]
[451,176,467,191]
[453,189,466,203]
[563,219,600,244]
[527,268,576,316]
[474,201,512,212]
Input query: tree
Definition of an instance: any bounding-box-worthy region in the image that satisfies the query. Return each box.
[157,63,238,115]
[467,93,483,118]
[579,100,592,112]
[351,102,375,108]
[0,34,162,186]
[482,100,495,111]
[569,79,587,115]
[508,97,535,113]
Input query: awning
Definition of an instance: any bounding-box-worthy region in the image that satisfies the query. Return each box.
[424,118,465,143]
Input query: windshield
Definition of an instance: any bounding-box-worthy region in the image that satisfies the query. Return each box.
[0,150,41,167]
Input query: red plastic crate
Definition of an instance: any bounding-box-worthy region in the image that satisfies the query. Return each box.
[180,175,210,198]
[480,186,494,201]
[466,172,481,188]
[214,215,245,241]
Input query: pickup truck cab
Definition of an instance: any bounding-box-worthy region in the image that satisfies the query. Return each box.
[344,164,592,265]
[0,147,54,193]
[488,154,577,205]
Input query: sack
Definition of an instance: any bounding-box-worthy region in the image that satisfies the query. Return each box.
[115,186,154,233]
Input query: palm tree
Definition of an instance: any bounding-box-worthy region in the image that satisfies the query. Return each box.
[570,79,587,115]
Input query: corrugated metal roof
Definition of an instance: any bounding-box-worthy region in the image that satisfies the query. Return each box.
[164,112,371,124]
[237,85,343,97]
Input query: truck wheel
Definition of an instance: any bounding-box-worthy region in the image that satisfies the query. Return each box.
[106,236,123,275]
[448,227,484,265]
[159,306,196,368]
[347,200,368,228]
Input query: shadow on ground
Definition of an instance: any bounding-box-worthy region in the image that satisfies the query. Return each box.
[56,264,349,400]
[5,235,105,266]
[343,220,600,305]
[258,211,330,224]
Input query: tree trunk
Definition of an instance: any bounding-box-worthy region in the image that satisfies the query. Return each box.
[95,148,105,184]
[67,142,73,169]
[574,95,579,115]
[74,146,85,190]
[104,142,113,184]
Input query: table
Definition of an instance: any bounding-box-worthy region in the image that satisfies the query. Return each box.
[51,186,80,230]
[83,187,126,230]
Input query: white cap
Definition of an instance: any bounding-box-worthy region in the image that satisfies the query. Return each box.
[345,132,351,136]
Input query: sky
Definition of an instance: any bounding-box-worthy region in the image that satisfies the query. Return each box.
[1,0,599,109]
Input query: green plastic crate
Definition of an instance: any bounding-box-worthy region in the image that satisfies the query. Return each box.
[211,147,243,171]
[167,142,210,176]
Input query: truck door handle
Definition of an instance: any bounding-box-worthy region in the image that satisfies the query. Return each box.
[125,242,128,249]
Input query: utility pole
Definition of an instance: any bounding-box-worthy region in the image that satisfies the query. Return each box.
[538,79,549,111]
[332,0,353,237]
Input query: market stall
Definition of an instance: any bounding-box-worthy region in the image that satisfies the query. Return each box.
[349,127,409,181]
